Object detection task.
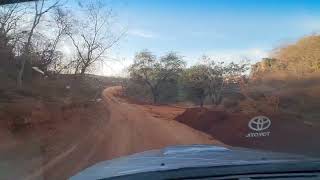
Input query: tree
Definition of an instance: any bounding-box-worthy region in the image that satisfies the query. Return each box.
[183,56,248,107]
[183,65,209,107]
[0,3,26,63]
[128,50,185,103]
[204,56,248,105]
[0,3,26,80]
[33,7,71,73]
[0,3,23,49]
[17,0,60,88]
[68,0,124,75]
[200,57,225,105]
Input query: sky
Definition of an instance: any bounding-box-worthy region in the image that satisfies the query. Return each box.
[69,0,320,76]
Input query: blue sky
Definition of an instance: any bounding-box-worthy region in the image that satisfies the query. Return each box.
[70,0,320,75]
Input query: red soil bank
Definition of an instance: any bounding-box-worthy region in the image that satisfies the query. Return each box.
[176,108,320,157]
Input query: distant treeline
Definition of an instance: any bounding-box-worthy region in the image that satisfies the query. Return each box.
[123,50,249,106]
[125,35,320,106]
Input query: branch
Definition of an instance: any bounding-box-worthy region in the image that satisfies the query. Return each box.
[67,32,85,63]
[38,0,60,16]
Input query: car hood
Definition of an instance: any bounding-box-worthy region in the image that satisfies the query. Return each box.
[70,145,319,180]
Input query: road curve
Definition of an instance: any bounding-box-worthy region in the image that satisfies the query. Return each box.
[25,86,223,180]
[100,86,223,158]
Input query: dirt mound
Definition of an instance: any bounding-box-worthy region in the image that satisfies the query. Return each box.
[176,108,250,146]
[176,108,320,156]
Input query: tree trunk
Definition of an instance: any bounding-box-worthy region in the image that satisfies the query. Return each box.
[17,62,24,88]
[211,91,222,106]
[148,85,158,104]
[17,21,35,88]
[199,95,205,108]
[200,100,204,108]
[17,51,29,89]
[152,93,158,104]
[74,62,80,75]
[80,66,86,75]
[152,90,159,104]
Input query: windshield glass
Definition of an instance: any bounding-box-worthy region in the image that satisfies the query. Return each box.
[1,0,320,179]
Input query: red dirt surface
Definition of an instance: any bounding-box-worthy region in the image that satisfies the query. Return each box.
[175,108,320,156]
[137,104,186,121]
[0,86,223,180]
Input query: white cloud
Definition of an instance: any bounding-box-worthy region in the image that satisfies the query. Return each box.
[128,29,157,39]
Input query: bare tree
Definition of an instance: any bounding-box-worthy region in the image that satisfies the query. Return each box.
[68,1,124,75]
[35,7,71,73]
[0,3,25,51]
[0,4,18,45]
[17,0,60,88]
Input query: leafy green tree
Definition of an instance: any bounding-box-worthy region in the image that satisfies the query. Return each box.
[183,64,209,107]
[207,58,248,105]
[128,50,185,103]
[183,56,248,107]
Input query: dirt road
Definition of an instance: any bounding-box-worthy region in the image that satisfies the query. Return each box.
[100,86,221,156]
[9,86,222,180]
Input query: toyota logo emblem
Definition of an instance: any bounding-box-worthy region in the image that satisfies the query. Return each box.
[248,116,271,131]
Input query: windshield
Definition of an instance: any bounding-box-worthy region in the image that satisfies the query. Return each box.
[0,0,320,179]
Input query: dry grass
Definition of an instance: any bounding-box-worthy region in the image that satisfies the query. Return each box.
[0,74,122,132]
[235,74,320,122]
